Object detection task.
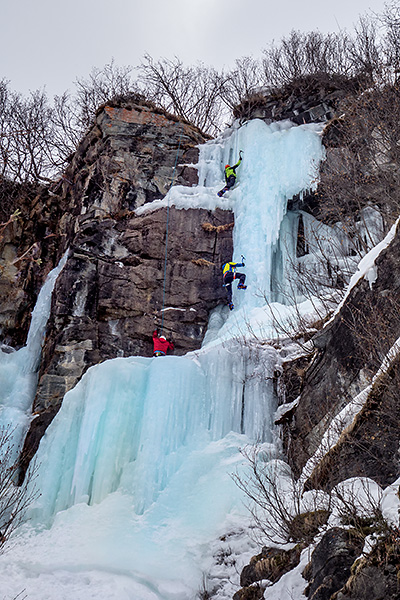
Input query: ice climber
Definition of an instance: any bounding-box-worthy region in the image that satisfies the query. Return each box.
[217,151,243,197]
[153,329,174,357]
[222,258,247,310]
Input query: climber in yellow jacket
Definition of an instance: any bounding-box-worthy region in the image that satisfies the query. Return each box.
[217,151,243,197]
[222,257,247,310]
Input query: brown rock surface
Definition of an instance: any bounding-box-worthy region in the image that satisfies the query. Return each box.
[34,205,233,413]
[240,545,303,587]
[0,185,66,347]
[11,98,233,475]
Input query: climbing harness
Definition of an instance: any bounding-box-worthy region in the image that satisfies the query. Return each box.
[160,122,184,334]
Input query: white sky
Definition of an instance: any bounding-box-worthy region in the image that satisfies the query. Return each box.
[1,0,391,98]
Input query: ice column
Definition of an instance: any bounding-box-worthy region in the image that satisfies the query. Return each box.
[0,251,68,461]
[199,119,325,309]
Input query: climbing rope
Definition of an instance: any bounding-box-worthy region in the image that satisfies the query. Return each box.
[160,123,184,333]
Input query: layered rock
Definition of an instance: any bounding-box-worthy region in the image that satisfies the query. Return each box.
[15,97,233,476]
[35,206,233,412]
[240,544,303,588]
[0,183,65,347]
[332,543,400,600]
[233,74,358,128]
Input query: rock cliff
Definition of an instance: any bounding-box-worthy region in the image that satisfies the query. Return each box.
[5,97,233,477]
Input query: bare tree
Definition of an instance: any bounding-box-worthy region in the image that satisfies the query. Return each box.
[232,446,330,545]
[137,54,226,134]
[74,58,137,132]
[0,88,56,183]
[347,15,382,82]
[261,30,354,88]
[0,62,138,184]
[319,81,400,229]
[380,1,400,79]
[220,56,265,112]
[50,92,83,165]
[0,428,38,553]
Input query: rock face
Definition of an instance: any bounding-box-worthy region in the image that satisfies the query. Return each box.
[332,544,400,600]
[0,184,64,347]
[303,528,364,600]
[240,545,303,588]
[286,222,400,486]
[304,355,400,491]
[64,98,203,219]
[35,206,233,412]
[233,74,357,127]
[14,97,233,476]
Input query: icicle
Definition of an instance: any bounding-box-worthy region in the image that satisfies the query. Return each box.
[0,250,68,461]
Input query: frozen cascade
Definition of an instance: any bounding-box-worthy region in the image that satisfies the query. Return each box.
[198,119,325,311]
[0,121,325,600]
[29,341,277,524]
[0,250,68,461]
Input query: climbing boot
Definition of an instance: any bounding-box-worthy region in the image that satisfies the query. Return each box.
[237,284,247,290]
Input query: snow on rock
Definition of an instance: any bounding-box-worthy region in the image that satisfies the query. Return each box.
[325,216,400,327]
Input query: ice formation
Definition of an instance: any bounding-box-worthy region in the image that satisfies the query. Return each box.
[0,119,329,600]
[0,251,68,463]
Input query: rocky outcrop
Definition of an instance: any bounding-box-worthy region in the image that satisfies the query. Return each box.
[11,97,233,476]
[62,97,204,221]
[34,205,233,413]
[286,221,400,483]
[240,545,303,588]
[233,74,359,127]
[0,183,65,347]
[233,586,265,600]
[303,528,364,600]
[332,541,400,600]
[304,355,400,491]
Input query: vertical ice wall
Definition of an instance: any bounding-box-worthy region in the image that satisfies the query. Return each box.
[0,251,68,461]
[29,338,278,523]
[198,119,325,310]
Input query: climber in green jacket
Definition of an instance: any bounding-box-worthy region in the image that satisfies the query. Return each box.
[217,151,243,197]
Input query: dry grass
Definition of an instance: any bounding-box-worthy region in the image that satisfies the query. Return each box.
[191,258,214,267]
[202,221,234,233]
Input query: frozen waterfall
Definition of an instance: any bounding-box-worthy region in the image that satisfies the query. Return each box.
[0,251,68,463]
[0,120,325,600]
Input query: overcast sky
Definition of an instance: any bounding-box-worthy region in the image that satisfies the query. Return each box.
[1,0,391,98]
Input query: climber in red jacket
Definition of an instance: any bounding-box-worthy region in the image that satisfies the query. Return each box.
[153,330,174,357]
